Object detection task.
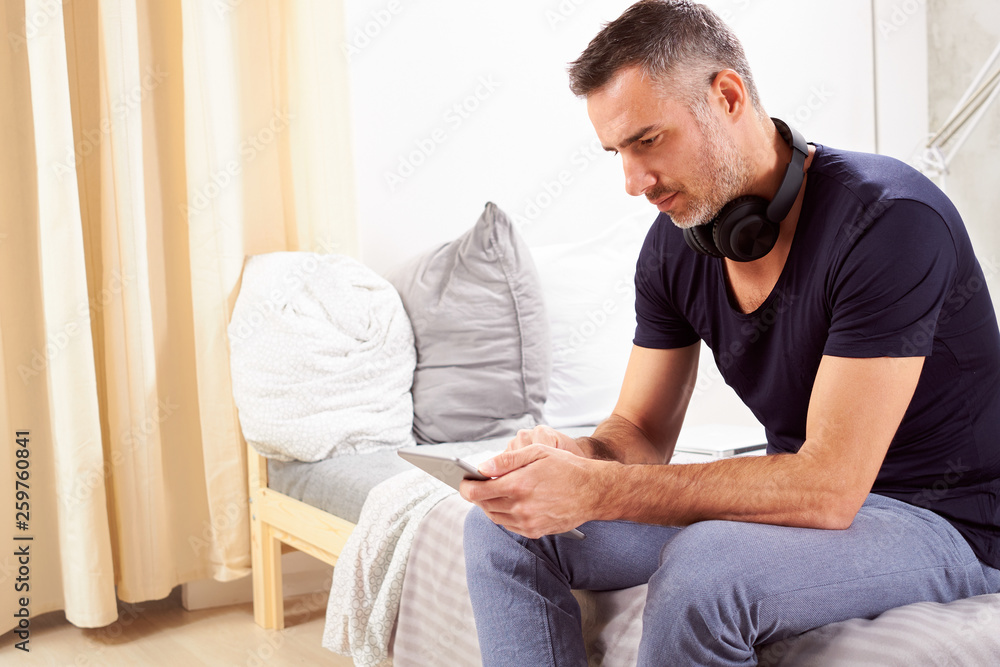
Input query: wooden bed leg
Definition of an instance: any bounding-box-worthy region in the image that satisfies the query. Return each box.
[251,503,284,629]
[248,444,284,629]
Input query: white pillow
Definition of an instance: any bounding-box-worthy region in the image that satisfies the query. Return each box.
[527,210,655,429]
[228,253,416,461]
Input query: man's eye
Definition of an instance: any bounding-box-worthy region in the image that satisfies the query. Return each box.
[640,136,657,146]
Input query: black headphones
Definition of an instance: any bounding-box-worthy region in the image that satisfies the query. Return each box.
[682,118,808,262]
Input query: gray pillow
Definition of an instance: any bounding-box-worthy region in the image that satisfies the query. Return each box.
[387,202,550,444]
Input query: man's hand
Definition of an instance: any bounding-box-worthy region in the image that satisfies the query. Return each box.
[460,444,614,539]
[506,424,587,457]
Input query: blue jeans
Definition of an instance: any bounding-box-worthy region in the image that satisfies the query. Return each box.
[464,493,1000,666]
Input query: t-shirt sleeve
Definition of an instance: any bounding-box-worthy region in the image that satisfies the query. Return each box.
[632,222,701,349]
[824,198,959,358]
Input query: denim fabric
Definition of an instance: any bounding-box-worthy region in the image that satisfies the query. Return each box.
[983,560,1000,592]
[464,493,999,666]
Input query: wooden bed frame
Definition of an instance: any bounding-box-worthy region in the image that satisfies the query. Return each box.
[247,443,356,629]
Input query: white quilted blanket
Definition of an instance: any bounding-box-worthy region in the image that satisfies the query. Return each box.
[228,252,416,462]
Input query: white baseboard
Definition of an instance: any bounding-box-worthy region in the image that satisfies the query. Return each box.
[181,550,334,611]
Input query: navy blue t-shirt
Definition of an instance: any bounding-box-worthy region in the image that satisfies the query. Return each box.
[633,144,1000,568]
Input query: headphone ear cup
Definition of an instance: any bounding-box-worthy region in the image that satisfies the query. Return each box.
[713,196,780,262]
[683,222,725,258]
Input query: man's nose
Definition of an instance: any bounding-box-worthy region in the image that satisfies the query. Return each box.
[623,154,655,197]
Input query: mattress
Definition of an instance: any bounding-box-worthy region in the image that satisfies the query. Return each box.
[266,432,582,524]
[265,424,732,524]
[267,447,414,524]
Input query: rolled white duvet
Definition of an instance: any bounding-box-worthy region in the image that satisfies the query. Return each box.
[228,252,416,461]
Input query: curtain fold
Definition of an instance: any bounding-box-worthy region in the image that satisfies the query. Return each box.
[0,0,357,632]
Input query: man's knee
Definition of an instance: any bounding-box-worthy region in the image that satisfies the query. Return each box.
[660,521,742,566]
[641,520,779,653]
[656,520,764,600]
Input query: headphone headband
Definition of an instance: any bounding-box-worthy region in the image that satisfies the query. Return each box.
[765,118,809,223]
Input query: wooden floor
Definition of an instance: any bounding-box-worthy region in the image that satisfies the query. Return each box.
[0,587,355,666]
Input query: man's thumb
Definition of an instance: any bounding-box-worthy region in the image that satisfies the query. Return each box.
[478,456,502,476]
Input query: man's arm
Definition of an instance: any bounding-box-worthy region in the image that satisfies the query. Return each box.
[503,343,699,463]
[578,343,700,464]
[601,354,924,529]
[463,354,923,538]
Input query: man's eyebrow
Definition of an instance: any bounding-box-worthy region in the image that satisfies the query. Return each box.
[603,125,658,152]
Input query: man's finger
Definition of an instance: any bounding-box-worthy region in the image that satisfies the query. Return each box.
[460,478,513,504]
[477,497,515,513]
[507,429,534,451]
[479,444,549,476]
[531,425,559,446]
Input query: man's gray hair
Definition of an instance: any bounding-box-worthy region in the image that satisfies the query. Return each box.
[568,0,763,116]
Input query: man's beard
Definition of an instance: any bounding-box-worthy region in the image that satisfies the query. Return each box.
[650,114,755,230]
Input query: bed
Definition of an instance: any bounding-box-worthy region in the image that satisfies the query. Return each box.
[233,203,1000,665]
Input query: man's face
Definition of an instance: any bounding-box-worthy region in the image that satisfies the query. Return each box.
[586,66,753,228]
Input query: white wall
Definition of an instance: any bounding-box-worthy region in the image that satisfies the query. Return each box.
[344,0,881,429]
[872,0,929,160]
[927,0,1000,312]
[347,0,877,272]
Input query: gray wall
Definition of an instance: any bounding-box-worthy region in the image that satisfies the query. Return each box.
[928,0,1000,300]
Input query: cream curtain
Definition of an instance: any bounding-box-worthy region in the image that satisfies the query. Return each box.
[0,0,356,631]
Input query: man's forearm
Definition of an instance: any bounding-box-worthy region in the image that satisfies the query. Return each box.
[594,448,857,530]
[576,413,668,465]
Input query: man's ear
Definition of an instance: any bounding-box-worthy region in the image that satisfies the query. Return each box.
[711,69,748,121]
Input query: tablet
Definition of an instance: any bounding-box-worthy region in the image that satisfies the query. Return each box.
[397,448,585,539]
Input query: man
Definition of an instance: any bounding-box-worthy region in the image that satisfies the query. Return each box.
[459,1,1000,665]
